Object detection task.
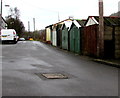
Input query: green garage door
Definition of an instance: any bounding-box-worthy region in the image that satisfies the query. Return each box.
[62,28,68,50]
[70,25,80,54]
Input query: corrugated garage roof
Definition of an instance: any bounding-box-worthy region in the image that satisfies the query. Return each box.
[94,16,120,26]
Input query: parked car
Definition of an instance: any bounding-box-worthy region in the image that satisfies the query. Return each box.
[29,38,33,41]
[0,29,18,44]
[19,38,25,41]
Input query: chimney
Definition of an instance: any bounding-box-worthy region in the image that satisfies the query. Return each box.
[98,0,104,58]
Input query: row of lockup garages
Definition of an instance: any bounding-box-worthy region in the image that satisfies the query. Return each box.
[43,16,120,59]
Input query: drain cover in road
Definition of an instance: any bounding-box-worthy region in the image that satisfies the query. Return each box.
[41,73,68,79]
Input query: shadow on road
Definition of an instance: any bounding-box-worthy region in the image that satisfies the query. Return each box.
[0,42,17,45]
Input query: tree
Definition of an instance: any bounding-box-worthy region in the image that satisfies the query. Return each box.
[110,11,120,17]
[6,7,25,37]
[8,7,20,19]
[6,18,25,37]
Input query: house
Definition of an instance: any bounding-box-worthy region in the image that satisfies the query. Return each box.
[84,16,120,58]
[69,19,86,54]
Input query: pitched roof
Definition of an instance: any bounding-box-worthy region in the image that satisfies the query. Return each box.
[76,20,86,27]
[86,16,120,26]
[45,24,53,28]
[69,19,87,29]
[56,24,63,30]
[64,21,73,29]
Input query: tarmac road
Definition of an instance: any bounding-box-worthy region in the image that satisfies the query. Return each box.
[1,41,119,96]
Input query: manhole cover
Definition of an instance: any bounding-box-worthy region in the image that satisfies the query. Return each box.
[41,73,68,79]
[10,61,14,63]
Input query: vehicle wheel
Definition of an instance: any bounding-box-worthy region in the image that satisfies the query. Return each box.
[13,39,17,44]
[14,41,17,44]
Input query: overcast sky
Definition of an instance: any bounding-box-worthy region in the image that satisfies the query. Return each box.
[2,0,120,31]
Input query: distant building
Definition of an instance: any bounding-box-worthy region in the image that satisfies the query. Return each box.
[0,16,7,30]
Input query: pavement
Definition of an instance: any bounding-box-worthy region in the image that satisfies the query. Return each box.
[93,58,120,68]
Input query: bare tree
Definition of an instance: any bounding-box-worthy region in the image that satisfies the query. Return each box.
[6,7,25,37]
[8,7,20,19]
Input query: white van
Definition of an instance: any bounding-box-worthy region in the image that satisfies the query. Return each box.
[0,29,19,43]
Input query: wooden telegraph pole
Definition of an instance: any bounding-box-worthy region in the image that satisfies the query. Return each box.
[0,0,2,16]
[98,0,104,58]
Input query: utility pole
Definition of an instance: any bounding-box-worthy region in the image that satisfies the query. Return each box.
[0,0,2,16]
[0,0,2,30]
[98,0,104,58]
